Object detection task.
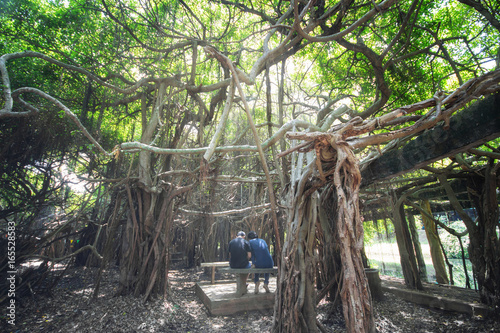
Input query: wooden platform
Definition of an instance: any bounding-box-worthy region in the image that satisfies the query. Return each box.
[381,276,493,318]
[196,278,276,315]
[219,266,278,295]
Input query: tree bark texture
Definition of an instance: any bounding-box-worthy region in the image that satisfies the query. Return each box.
[420,200,449,284]
[274,132,375,332]
[316,190,342,305]
[331,138,375,333]
[273,191,319,333]
[116,83,192,301]
[407,213,428,282]
[391,197,423,289]
[466,167,500,308]
[117,186,174,301]
[361,94,500,186]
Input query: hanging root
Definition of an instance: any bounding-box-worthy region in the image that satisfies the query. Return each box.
[331,138,374,333]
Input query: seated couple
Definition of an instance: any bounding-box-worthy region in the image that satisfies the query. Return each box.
[228,230,273,294]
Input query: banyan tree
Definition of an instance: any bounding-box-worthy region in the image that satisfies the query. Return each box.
[1,0,500,332]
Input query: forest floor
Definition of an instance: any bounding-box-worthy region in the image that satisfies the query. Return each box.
[2,264,500,333]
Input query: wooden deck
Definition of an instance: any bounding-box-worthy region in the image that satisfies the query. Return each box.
[196,267,494,318]
[195,278,276,316]
[381,276,493,317]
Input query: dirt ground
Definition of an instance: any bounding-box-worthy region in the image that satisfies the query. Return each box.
[2,266,499,333]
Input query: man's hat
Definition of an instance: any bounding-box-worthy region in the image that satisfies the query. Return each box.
[237,231,245,237]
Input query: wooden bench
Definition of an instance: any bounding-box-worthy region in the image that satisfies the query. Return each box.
[200,261,229,284]
[219,266,278,296]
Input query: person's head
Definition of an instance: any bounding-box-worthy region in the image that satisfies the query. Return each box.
[248,231,257,239]
[237,231,245,238]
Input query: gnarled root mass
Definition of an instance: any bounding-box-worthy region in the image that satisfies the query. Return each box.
[331,135,375,333]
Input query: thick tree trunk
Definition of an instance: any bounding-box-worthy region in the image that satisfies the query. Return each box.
[438,168,500,307]
[317,190,342,304]
[466,166,500,308]
[420,200,449,284]
[479,162,500,307]
[117,186,175,300]
[273,192,318,333]
[407,213,428,282]
[115,84,193,300]
[391,198,423,289]
[332,140,375,333]
[274,135,375,332]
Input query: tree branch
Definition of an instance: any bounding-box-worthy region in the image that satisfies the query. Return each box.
[179,203,271,216]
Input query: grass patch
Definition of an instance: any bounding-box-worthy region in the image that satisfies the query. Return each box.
[365,231,475,288]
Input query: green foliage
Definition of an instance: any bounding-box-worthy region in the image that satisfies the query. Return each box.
[439,222,470,259]
[1,0,498,234]
[363,219,394,245]
[313,0,497,115]
[363,220,378,245]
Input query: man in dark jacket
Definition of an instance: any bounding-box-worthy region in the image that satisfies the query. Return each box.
[228,231,251,294]
[248,231,273,294]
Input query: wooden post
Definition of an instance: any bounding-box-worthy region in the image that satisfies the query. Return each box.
[236,274,247,296]
[200,262,229,284]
